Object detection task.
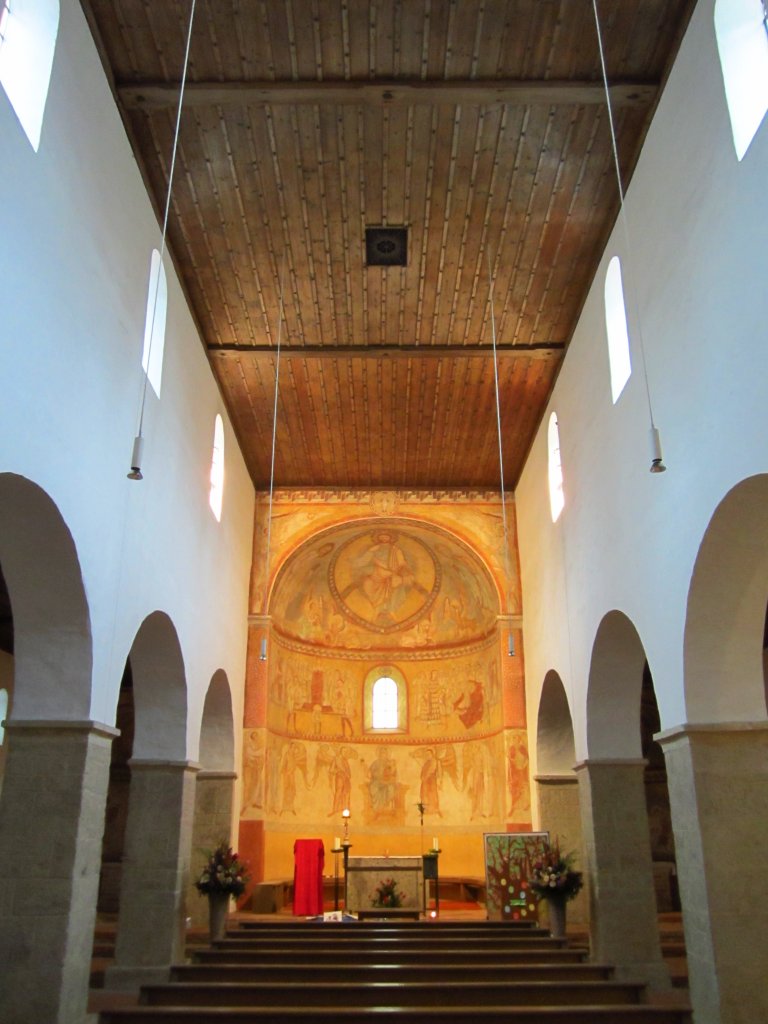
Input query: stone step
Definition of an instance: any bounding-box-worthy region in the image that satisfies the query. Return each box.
[210,935,568,952]
[140,979,645,1008]
[171,961,616,985]
[100,1005,691,1024]
[192,946,589,966]
[236,920,542,933]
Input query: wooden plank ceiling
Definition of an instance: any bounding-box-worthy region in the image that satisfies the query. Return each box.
[82,0,693,490]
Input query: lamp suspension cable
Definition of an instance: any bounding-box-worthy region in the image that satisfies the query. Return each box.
[128,0,198,480]
[260,254,287,661]
[488,254,515,657]
[592,0,666,473]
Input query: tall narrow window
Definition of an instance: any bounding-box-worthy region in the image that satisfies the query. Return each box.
[547,412,565,523]
[141,249,168,397]
[605,256,632,403]
[0,0,60,151]
[209,414,225,521]
[0,688,8,745]
[715,0,768,160]
[0,2,10,48]
[372,676,398,730]
[364,665,407,733]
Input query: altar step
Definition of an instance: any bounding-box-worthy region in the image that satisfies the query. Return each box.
[99,1008,690,1023]
[193,937,589,962]
[98,919,690,1024]
[170,961,616,984]
[140,979,648,1008]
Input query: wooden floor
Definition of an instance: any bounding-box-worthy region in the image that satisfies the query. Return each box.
[92,913,691,1024]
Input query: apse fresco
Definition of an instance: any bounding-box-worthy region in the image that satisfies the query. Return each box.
[245,732,510,827]
[241,491,530,879]
[270,520,498,650]
[265,642,502,740]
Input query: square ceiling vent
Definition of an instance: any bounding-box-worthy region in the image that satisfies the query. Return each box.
[365,226,408,267]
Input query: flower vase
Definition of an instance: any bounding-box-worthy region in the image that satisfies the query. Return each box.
[547,895,567,939]
[208,891,230,941]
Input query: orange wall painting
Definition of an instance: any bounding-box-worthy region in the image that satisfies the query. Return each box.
[238,489,530,883]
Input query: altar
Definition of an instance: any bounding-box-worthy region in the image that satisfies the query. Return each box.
[346,856,424,915]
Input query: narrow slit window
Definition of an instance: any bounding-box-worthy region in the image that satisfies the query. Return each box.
[0,688,8,745]
[548,412,565,523]
[209,414,225,522]
[141,249,168,397]
[715,0,768,160]
[0,0,60,151]
[0,3,10,48]
[605,256,632,404]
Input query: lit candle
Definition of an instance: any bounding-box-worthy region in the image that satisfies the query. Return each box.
[342,808,350,819]
[432,837,439,850]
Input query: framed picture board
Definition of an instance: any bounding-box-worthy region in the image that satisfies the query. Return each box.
[483,831,549,922]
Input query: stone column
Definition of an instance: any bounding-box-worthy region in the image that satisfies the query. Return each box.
[658,723,768,1024]
[575,758,668,988]
[106,760,199,990]
[0,719,116,1024]
[186,770,237,927]
[535,773,588,925]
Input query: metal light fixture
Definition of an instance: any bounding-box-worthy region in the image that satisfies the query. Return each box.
[258,256,287,661]
[649,426,667,473]
[127,435,144,480]
[128,0,198,480]
[489,255,516,657]
[592,0,668,475]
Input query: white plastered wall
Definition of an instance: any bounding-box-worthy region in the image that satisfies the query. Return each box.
[0,0,254,761]
[515,0,768,765]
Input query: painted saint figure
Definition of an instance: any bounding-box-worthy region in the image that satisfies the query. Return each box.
[367,747,398,815]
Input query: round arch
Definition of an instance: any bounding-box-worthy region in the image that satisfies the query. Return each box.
[684,474,768,723]
[536,670,576,775]
[0,472,92,718]
[266,514,505,616]
[127,611,187,761]
[586,610,647,759]
[199,669,235,772]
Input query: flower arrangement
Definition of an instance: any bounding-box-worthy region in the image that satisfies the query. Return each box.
[372,877,404,908]
[529,842,583,902]
[194,841,250,898]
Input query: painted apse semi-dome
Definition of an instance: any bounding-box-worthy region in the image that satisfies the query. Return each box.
[250,519,523,836]
[270,520,498,649]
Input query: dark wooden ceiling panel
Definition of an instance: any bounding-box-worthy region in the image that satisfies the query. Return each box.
[82,0,694,490]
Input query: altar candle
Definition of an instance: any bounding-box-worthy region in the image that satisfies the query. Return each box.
[433,836,439,850]
[334,836,340,849]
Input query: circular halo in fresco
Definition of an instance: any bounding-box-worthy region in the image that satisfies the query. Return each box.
[328,527,441,633]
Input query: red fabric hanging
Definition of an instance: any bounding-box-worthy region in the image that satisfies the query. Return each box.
[293,838,325,915]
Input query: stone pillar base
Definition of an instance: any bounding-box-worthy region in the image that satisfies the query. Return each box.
[111,760,199,981]
[576,759,669,990]
[658,722,768,1024]
[0,720,116,1024]
[535,773,588,926]
[103,964,172,991]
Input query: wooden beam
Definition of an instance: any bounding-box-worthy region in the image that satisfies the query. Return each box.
[118,78,657,111]
[207,343,565,361]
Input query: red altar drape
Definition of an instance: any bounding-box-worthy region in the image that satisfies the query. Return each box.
[293,838,325,915]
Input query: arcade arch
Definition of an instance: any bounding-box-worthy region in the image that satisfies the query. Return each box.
[658,474,768,1022]
[0,474,99,1023]
[534,671,586,925]
[187,669,237,925]
[107,611,195,986]
[579,611,668,987]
